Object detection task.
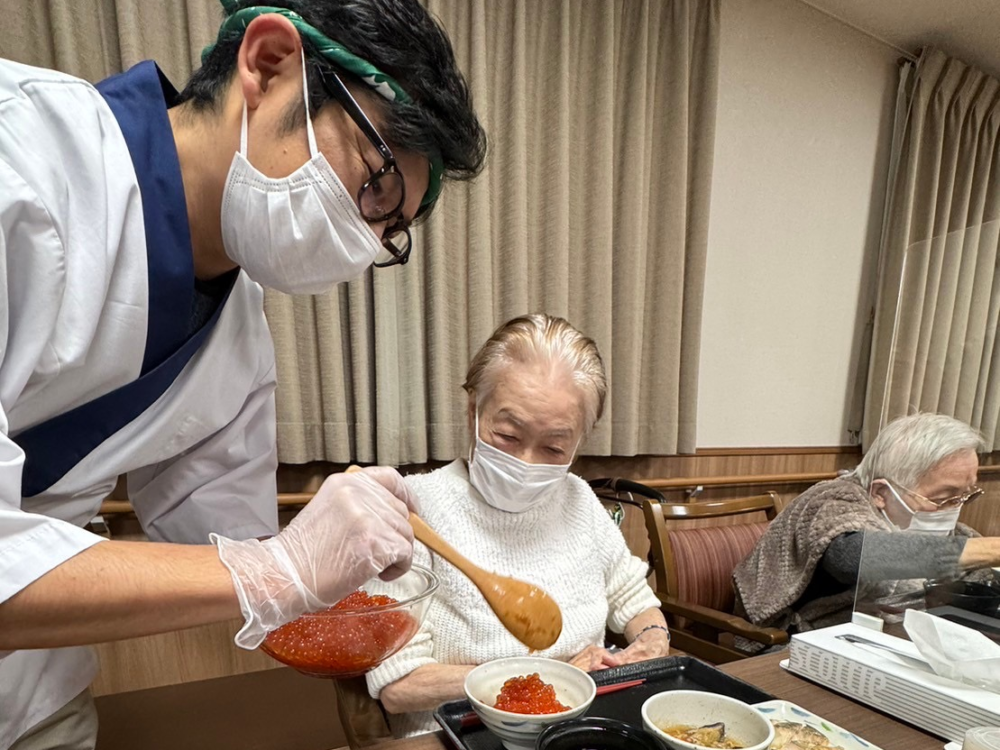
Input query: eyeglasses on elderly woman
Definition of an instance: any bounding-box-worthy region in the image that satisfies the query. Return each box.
[884,479,984,509]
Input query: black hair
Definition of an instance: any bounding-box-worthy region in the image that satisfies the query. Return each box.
[179,0,486,213]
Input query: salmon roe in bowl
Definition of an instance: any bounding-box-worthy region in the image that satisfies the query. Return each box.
[261,564,438,678]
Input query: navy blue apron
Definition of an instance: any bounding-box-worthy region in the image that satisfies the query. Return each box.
[13,62,235,498]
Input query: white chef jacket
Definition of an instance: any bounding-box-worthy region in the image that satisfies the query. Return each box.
[0,58,279,747]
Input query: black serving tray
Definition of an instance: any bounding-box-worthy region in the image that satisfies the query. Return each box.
[926,605,1000,639]
[433,655,774,750]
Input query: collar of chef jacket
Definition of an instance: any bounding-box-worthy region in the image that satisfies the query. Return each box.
[13,61,236,498]
[98,60,204,374]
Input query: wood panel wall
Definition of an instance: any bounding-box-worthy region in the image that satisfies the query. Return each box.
[91,620,275,696]
[574,447,863,557]
[274,448,866,560]
[957,464,1000,537]
[95,668,347,750]
[91,511,302,696]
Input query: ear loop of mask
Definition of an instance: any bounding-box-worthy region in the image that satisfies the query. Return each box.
[877,480,912,529]
[469,408,481,465]
[239,49,319,160]
[884,481,916,515]
[240,101,249,156]
[300,49,318,157]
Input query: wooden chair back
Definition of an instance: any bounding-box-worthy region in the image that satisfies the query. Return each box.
[643,494,778,603]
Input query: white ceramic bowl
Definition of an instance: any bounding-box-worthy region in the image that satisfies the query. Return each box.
[642,690,775,750]
[464,656,596,750]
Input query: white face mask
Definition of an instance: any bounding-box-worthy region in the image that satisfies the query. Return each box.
[221,51,382,295]
[880,481,961,535]
[468,414,574,514]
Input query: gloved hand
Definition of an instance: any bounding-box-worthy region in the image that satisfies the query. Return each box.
[211,466,417,649]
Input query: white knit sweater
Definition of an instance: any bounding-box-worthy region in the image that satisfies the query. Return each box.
[366,460,660,737]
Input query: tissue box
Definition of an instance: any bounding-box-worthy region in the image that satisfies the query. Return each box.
[785,623,1000,743]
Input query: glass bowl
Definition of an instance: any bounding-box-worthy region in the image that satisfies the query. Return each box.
[260,563,438,678]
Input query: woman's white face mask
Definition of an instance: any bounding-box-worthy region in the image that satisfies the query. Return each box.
[878,481,961,535]
[221,50,382,294]
[468,412,576,513]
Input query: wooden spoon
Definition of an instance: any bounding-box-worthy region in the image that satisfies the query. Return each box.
[408,513,563,651]
[347,466,563,650]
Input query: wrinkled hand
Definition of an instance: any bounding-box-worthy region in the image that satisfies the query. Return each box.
[568,645,623,672]
[618,628,670,665]
[211,467,417,649]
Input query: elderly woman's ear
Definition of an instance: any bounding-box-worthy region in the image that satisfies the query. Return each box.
[868,479,891,510]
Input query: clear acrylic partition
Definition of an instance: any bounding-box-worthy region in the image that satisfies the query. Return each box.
[852,59,1000,634]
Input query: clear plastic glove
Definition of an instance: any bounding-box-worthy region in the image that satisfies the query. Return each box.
[210,467,417,649]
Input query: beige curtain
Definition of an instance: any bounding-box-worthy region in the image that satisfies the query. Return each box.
[4,0,217,84]
[864,48,1000,450]
[269,0,719,464]
[2,0,719,465]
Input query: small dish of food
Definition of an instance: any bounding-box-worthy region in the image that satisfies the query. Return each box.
[642,690,775,750]
[753,700,882,750]
[464,656,596,750]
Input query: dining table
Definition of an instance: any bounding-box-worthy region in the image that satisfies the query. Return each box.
[340,651,945,750]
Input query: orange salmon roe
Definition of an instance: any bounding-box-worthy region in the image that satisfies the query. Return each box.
[334,590,397,610]
[493,673,570,714]
[262,590,417,678]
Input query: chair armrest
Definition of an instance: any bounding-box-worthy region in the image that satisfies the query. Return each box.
[656,593,789,646]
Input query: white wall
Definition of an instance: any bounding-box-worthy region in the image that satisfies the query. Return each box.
[696,0,900,447]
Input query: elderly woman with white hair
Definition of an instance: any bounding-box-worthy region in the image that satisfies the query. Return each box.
[366,314,669,737]
[734,413,1000,638]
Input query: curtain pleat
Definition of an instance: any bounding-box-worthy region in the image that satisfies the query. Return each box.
[2,0,719,465]
[268,0,718,464]
[865,48,1000,449]
[4,0,219,83]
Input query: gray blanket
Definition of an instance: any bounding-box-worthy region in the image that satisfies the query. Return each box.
[732,476,980,636]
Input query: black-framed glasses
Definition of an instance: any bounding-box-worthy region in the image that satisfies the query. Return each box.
[315,65,412,267]
[889,480,985,509]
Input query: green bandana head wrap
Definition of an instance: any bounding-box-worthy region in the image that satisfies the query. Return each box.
[203,0,443,208]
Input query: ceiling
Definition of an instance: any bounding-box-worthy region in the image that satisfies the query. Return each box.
[800,0,1000,78]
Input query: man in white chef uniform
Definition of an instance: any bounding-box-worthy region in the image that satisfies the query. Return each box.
[0,1,485,747]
